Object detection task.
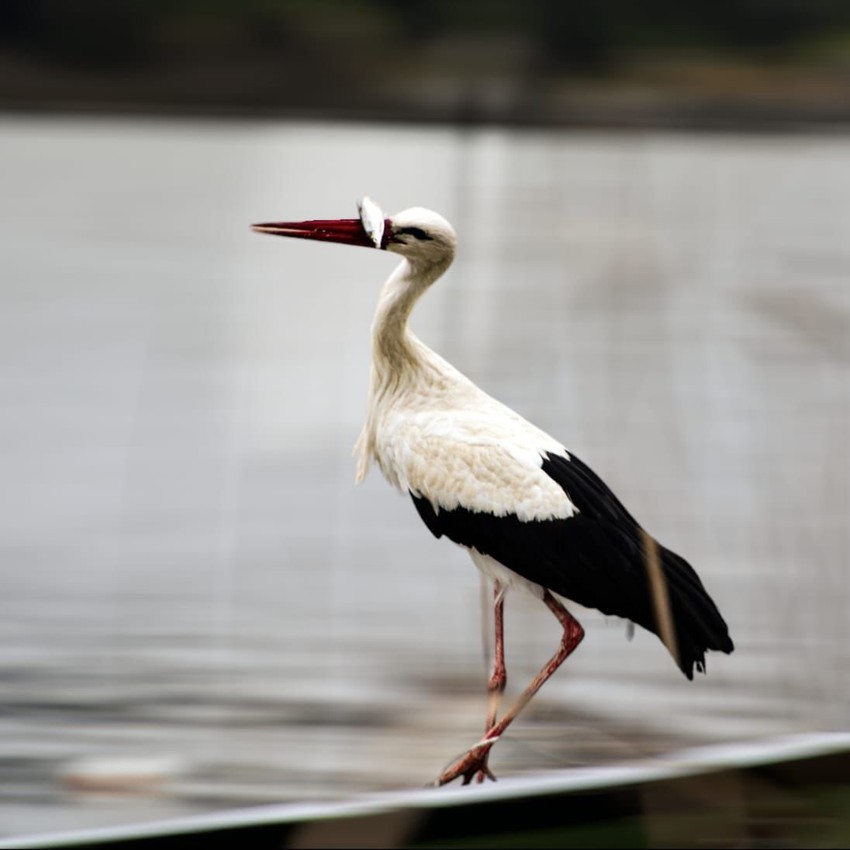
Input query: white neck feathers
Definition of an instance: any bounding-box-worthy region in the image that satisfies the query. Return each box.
[355,255,452,482]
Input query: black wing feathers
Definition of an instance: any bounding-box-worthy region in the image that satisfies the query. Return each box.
[410,451,733,679]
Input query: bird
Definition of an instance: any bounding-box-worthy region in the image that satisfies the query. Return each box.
[251,196,734,787]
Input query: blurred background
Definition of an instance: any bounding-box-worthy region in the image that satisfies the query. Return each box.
[1,1,849,842]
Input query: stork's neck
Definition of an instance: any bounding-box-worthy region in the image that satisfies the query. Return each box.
[370,257,450,381]
[355,254,455,484]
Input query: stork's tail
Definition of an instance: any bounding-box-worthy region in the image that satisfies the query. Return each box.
[648,539,734,680]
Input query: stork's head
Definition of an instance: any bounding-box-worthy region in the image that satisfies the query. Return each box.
[252,197,456,268]
[385,206,456,267]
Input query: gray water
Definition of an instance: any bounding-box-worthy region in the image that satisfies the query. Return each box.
[1,116,848,838]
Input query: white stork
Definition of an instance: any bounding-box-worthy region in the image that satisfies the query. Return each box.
[252,197,734,787]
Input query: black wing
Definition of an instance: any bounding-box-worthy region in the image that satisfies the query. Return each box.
[411,451,734,679]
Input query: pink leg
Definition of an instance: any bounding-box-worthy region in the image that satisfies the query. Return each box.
[434,590,584,787]
[485,581,507,730]
[475,582,506,783]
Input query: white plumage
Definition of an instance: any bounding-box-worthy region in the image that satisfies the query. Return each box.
[252,197,734,787]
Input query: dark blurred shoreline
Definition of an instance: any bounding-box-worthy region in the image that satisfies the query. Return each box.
[4,106,850,135]
[3,87,850,134]
[2,1,850,132]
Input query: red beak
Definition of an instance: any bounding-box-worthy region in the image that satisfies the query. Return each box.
[251,218,389,249]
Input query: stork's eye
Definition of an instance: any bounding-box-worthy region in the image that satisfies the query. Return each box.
[396,226,433,241]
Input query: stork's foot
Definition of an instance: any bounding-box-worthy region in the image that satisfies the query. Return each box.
[432,736,499,787]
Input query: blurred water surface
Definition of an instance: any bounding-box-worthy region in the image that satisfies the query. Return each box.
[0,116,848,837]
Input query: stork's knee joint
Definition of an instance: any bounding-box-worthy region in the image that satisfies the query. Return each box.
[487,675,507,694]
[560,621,585,651]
